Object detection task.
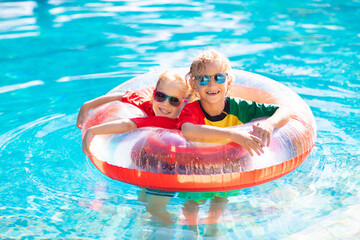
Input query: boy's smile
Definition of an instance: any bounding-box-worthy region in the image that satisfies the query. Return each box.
[206,90,220,96]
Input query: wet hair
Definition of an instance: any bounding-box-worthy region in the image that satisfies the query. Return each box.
[185,49,234,86]
[156,70,192,100]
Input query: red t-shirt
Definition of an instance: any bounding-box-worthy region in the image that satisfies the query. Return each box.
[178,101,205,127]
[121,91,178,129]
[131,116,179,129]
[121,91,155,116]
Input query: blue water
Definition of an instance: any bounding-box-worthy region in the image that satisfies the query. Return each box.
[1,0,359,239]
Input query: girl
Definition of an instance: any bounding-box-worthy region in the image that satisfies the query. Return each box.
[77,70,191,224]
[78,71,191,155]
[178,50,292,236]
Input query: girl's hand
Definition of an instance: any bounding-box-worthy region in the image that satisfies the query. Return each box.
[251,121,275,147]
[76,104,89,129]
[231,131,265,156]
[82,129,95,157]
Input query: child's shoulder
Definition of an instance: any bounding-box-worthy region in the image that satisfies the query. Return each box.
[179,100,203,117]
[183,100,201,109]
[227,96,251,105]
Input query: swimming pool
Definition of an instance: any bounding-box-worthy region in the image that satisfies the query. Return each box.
[0,0,359,239]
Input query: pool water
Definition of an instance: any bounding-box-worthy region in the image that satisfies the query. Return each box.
[0,0,359,239]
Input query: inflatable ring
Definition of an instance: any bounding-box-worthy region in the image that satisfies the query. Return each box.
[82,69,316,192]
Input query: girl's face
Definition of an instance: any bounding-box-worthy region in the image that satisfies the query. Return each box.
[191,62,230,106]
[152,81,187,119]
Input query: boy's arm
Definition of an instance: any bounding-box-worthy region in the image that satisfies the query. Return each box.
[82,119,137,156]
[181,123,265,156]
[251,106,292,146]
[77,92,125,129]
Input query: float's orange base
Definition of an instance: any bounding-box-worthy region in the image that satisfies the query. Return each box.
[90,148,311,192]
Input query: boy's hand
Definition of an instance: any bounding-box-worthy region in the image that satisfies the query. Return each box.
[251,121,275,147]
[77,104,89,129]
[82,129,95,157]
[231,131,265,156]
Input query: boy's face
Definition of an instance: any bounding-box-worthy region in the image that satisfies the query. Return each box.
[152,81,187,119]
[191,62,230,106]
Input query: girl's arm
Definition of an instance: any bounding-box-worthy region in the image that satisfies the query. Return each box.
[181,123,265,156]
[251,106,292,147]
[82,119,137,156]
[77,92,125,129]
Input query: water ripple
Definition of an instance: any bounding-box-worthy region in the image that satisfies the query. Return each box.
[0,1,36,19]
[0,114,61,151]
[0,80,44,94]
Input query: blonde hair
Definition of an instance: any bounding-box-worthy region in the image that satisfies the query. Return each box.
[156,70,192,100]
[186,50,234,95]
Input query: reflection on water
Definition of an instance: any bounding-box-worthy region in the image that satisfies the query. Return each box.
[0,0,359,239]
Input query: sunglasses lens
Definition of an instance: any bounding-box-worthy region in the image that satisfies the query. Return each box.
[198,76,209,86]
[169,97,181,106]
[215,74,226,83]
[154,92,166,102]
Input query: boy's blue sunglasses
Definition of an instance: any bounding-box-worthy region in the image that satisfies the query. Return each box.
[194,73,228,86]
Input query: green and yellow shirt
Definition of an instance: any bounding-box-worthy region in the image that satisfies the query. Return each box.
[178,97,279,128]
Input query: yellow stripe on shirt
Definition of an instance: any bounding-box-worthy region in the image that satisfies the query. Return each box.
[204,114,243,128]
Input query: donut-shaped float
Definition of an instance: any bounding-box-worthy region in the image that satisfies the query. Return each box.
[82,69,316,192]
